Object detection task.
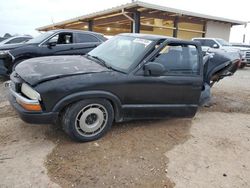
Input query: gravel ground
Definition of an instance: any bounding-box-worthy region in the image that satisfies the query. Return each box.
[0,68,249,188]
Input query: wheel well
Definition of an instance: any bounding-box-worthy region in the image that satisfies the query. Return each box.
[11,56,31,71]
[58,97,120,123]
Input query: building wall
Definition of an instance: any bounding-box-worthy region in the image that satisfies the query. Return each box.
[140,19,204,39]
[140,19,174,37]
[141,28,173,37]
[205,21,231,41]
[177,22,204,40]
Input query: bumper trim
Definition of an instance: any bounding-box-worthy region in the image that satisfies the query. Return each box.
[9,94,59,124]
[9,87,40,105]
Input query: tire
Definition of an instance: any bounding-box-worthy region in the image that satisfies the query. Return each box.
[62,99,114,142]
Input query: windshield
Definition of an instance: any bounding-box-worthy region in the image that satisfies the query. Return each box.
[216,39,231,46]
[88,35,153,72]
[26,31,55,44]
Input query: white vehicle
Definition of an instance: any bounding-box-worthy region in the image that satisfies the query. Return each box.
[0,36,32,46]
[192,38,250,68]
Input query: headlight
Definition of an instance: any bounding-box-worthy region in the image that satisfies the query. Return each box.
[21,83,41,101]
[0,50,9,56]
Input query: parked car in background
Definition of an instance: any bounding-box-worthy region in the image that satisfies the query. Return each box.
[104,35,114,39]
[231,43,250,67]
[0,35,32,46]
[231,43,250,48]
[8,33,240,142]
[192,38,250,68]
[0,29,107,76]
[0,37,8,42]
[0,36,34,51]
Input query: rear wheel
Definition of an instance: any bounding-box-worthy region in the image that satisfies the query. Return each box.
[62,99,114,142]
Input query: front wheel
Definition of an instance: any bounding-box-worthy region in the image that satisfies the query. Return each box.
[62,99,114,142]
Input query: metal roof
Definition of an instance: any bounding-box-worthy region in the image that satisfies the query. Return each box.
[37,1,246,31]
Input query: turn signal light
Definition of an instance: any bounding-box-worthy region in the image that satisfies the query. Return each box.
[17,100,42,111]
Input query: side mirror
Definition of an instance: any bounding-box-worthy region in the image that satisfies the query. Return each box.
[144,62,165,76]
[212,44,219,48]
[47,41,57,48]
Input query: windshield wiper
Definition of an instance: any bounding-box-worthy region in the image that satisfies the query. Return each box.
[87,54,125,73]
[91,55,110,67]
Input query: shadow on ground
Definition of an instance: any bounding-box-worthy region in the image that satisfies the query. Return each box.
[45,118,192,188]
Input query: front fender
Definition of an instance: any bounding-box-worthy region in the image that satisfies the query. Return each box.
[52,90,123,122]
[9,46,38,60]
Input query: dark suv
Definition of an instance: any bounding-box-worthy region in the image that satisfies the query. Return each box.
[0,29,107,76]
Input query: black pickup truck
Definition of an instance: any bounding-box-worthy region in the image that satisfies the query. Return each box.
[0,29,107,76]
[8,34,240,142]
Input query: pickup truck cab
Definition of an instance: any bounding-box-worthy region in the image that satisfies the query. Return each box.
[231,43,250,67]
[8,34,240,142]
[0,29,106,76]
[192,37,249,68]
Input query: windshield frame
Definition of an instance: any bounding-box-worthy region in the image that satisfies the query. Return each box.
[215,38,231,47]
[26,31,56,44]
[88,35,157,74]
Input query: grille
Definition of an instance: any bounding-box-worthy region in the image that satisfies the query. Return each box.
[245,51,250,60]
[9,80,22,92]
[9,81,16,91]
[10,72,23,92]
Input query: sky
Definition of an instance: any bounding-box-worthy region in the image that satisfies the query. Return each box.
[0,0,249,43]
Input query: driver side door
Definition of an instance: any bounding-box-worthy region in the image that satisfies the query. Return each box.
[123,41,203,119]
[40,32,76,55]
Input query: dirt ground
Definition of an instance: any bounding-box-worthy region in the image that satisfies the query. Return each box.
[0,67,250,188]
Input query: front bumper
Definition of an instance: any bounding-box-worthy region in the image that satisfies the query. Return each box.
[8,88,58,124]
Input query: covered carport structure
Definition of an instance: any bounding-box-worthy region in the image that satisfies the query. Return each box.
[37,1,245,40]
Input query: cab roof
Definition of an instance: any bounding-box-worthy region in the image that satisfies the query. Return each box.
[119,33,174,41]
[47,29,104,36]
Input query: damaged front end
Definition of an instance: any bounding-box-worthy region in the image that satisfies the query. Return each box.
[203,49,241,87]
[200,49,241,106]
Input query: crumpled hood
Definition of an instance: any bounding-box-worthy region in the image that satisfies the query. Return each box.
[202,47,241,60]
[201,46,240,53]
[15,55,110,85]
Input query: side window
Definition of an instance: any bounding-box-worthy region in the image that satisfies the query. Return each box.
[194,39,205,46]
[203,40,216,48]
[153,44,199,75]
[48,33,73,44]
[75,33,99,43]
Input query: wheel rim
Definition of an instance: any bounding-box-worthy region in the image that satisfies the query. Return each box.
[75,104,108,137]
